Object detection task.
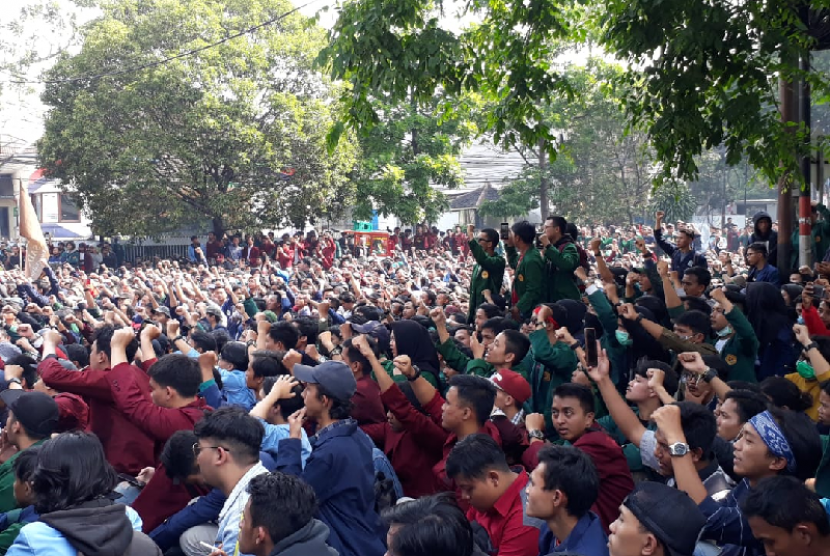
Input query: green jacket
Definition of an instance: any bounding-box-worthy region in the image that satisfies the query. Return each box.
[0,441,46,514]
[467,238,506,324]
[587,286,627,386]
[542,241,581,302]
[527,329,578,431]
[436,338,529,380]
[718,306,759,383]
[506,245,545,317]
[791,203,830,266]
[597,411,658,473]
[817,435,830,498]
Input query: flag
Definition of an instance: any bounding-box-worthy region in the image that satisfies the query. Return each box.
[19,187,48,281]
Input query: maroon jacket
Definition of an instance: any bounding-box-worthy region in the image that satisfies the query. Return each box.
[108,361,211,532]
[53,392,90,433]
[523,426,634,533]
[352,375,387,439]
[39,357,156,475]
[375,384,445,498]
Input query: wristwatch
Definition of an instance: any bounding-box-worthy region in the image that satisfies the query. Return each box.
[172,335,185,344]
[569,342,580,351]
[702,368,718,383]
[668,442,690,457]
[803,342,819,353]
[528,430,545,441]
[635,314,644,324]
[7,378,21,386]
[407,365,421,382]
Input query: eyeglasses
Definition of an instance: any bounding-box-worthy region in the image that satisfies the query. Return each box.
[192,443,225,456]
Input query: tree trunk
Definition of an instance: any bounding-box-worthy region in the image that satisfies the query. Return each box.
[539,139,549,221]
[212,216,225,238]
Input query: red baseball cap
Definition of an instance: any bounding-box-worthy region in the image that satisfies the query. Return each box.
[489,369,531,405]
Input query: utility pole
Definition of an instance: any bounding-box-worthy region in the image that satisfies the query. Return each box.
[777,67,797,270]
[539,138,549,221]
[799,53,813,269]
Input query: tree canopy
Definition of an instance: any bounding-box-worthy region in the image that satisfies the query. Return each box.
[38,0,358,237]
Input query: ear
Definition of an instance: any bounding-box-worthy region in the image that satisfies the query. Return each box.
[585,411,595,427]
[768,455,788,474]
[690,447,705,464]
[165,386,175,399]
[642,533,661,556]
[792,524,813,545]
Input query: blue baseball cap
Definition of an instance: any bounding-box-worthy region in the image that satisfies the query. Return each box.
[293,360,357,399]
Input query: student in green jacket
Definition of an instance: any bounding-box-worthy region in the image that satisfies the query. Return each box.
[505,221,545,321]
[791,201,830,267]
[465,225,506,326]
[709,287,759,383]
[539,216,581,303]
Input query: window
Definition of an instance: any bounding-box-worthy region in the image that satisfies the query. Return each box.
[0,175,13,199]
[59,194,80,222]
[31,194,42,222]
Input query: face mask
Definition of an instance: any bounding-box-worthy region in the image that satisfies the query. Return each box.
[716,325,733,338]
[797,316,805,325]
[797,360,816,380]
[615,330,633,346]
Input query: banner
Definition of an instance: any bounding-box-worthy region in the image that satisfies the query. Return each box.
[19,188,48,280]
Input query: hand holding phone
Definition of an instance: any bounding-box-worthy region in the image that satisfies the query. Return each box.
[584,328,598,367]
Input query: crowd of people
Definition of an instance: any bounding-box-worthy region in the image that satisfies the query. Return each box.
[0,209,827,556]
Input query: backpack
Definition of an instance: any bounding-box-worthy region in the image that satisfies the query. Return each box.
[374,471,398,513]
[556,238,590,274]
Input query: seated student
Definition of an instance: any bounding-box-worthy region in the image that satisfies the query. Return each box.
[277,360,386,556]
[351,335,446,498]
[488,356,532,427]
[6,432,158,556]
[651,401,823,556]
[608,482,706,556]
[595,358,677,474]
[0,449,38,552]
[742,476,830,556]
[217,341,255,410]
[0,391,59,513]
[194,407,269,556]
[236,472,337,556]
[525,444,608,556]
[382,494,477,556]
[249,375,311,466]
[525,382,634,533]
[446,434,543,556]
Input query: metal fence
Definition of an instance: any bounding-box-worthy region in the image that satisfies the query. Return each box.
[121,244,190,264]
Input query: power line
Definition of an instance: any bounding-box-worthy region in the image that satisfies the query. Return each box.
[1,0,326,85]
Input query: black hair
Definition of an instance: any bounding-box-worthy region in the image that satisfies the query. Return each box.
[448,375,497,428]
[6,355,38,390]
[764,406,823,482]
[193,407,264,465]
[480,228,499,245]
[727,380,763,394]
[674,401,717,455]
[684,267,712,289]
[446,434,510,480]
[382,493,474,556]
[747,242,769,258]
[31,432,119,514]
[477,303,502,319]
[262,377,305,420]
[683,296,712,316]
[481,317,510,336]
[149,354,202,398]
[823,380,830,397]
[211,329,231,354]
[675,310,712,338]
[760,377,813,412]
[553,383,595,415]
[500,329,530,364]
[723,390,769,424]
[292,316,320,346]
[547,216,567,234]
[511,221,536,245]
[92,324,138,362]
[634,359,679,397]
[536,444,599,518]
[13,446,39,482]
[250,351,288,378]
[190,330,217,353]
[315,383,354,420]
[64,344,89,369]
[161,430,198,482]
[220,341,249,371]
[247,472,318,545]
[268,322,299,351]
[742,476,830,535]
[342,337,377,377]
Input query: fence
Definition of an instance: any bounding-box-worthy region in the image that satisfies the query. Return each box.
[121,244,190,264]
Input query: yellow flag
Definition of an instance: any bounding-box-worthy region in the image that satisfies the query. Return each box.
[19,187,49,281]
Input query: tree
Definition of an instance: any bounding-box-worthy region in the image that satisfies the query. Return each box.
[350,94,477,225]
[38,0,358,237]
[648,181,697,224]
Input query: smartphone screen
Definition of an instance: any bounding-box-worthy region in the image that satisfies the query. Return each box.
[584,328,598,367]
[500,222,510,240]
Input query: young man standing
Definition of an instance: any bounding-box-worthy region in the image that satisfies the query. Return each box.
[526,444,608,556]
[654,211,707,278]
[505,221,545,321]
[277,361,385,556]
[446,434,544,556]
[467,224,506,326]
[236,472,337,556]
[525,383,634,532]
[539,216,581,302]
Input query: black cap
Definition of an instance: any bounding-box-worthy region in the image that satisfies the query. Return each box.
[0,390,59,438]
[293,361,356,400]
[623,482,706,556]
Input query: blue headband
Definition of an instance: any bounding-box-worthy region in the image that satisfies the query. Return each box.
[749,410,797,473]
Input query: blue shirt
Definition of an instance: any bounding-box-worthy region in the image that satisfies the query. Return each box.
[258,419,311,467]
[538,512,608,556]
[698,479,764,556]
[217,369,256,411]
